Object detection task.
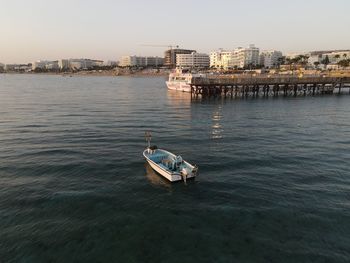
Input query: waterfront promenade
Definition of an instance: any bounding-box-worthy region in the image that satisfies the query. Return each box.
[191,75,350,97]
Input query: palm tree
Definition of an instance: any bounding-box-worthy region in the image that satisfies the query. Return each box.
[335,54,340,61]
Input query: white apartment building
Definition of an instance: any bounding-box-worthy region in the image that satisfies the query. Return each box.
[32,60,48,70]
[321,51,350,63]
[210,50,238,69]
[210,50,224,68]
[176,52,210,68]
[259,50,283,68]
[120,56,164,67]
[104,60,118,66]
[210,45,260,69]
[59,59,70,70]
[235,44,260,68]
[307,50,350,68]
[45,61,59,70]
[32,60,59,70]
[60,59,105,70]
[308,55,322,67]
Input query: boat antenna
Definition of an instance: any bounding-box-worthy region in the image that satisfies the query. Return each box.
[145,131,151,148]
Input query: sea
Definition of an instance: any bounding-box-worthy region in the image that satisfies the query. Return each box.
[0,74,349,263]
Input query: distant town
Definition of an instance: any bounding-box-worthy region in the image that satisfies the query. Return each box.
[1,44,350,75]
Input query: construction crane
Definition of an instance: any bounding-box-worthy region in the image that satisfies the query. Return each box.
[140,44,179,50]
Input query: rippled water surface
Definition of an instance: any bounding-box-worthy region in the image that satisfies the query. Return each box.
[1,74,350,262]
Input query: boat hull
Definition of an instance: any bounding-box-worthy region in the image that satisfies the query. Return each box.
[166,81,192,93]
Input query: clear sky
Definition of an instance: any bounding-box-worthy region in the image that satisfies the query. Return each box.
[0,0,349,64]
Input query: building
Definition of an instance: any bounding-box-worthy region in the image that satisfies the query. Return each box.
[5,64,32,72]
[69,59,85,70]
[145,56,164,67]
[308,55,322,67]
[32,60,48,70]
[259,50,283,68]
[103,60,118,67]
[164,48,196,68]
[119,56,164,67]
[0,63,4,72]
[4,64,17,71]
[233,44,260,68]
[65,59,105,70]
[58,59,70,70]
[321,51,350,63]
[210,50,237,69]
[120,56,137,67]
[176,52,210,68]
[32,60,59,70]
[210,50,223,68]
[307,50,350,68]
[45,61,59,70]
[209,44,260,69]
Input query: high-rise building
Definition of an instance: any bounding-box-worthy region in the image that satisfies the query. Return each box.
[164,49,196,68]
[210,49,233,68]
[260,50,283,68]
[233,44,260,68]
[176,52,210,68]
[58,59,70,70]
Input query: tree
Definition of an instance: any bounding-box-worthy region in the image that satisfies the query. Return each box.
[337,59,350,68]
[321,55,330,66]
[335,54,340,60]
[277,56,286,66]
[313,61,320,69]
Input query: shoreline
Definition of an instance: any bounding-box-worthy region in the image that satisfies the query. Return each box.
[0,70,169,77]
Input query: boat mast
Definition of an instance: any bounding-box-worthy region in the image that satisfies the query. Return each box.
[145,132,151,148]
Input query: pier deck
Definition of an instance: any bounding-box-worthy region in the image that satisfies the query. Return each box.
[190,75,350,98]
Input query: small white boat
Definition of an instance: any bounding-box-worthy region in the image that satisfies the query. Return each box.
[143,132,198,182]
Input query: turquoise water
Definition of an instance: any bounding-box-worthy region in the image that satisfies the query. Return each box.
[0,74,350,262]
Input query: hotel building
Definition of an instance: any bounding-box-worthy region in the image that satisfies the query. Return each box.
[119,56,164,67]
[259,50,283,68]
[176,52,210,68]
[210,45,260,69]
[164,49,196,68]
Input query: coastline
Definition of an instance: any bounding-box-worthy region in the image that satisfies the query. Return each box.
[0,69,169,77]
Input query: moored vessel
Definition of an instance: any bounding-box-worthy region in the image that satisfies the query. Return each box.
[166,68,205,92]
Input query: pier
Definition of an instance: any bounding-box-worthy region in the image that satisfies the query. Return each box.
[190,75,350,98]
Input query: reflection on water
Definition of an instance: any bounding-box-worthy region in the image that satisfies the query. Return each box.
[144,163,172,189]
[166,90,191,107]
[211,105,224,139]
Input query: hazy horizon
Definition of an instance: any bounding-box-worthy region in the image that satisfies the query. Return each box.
[1,0,349,64]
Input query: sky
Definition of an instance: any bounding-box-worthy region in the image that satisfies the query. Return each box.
[0,0,349,64]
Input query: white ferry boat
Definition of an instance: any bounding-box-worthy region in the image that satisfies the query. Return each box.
[166,69,205,93]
